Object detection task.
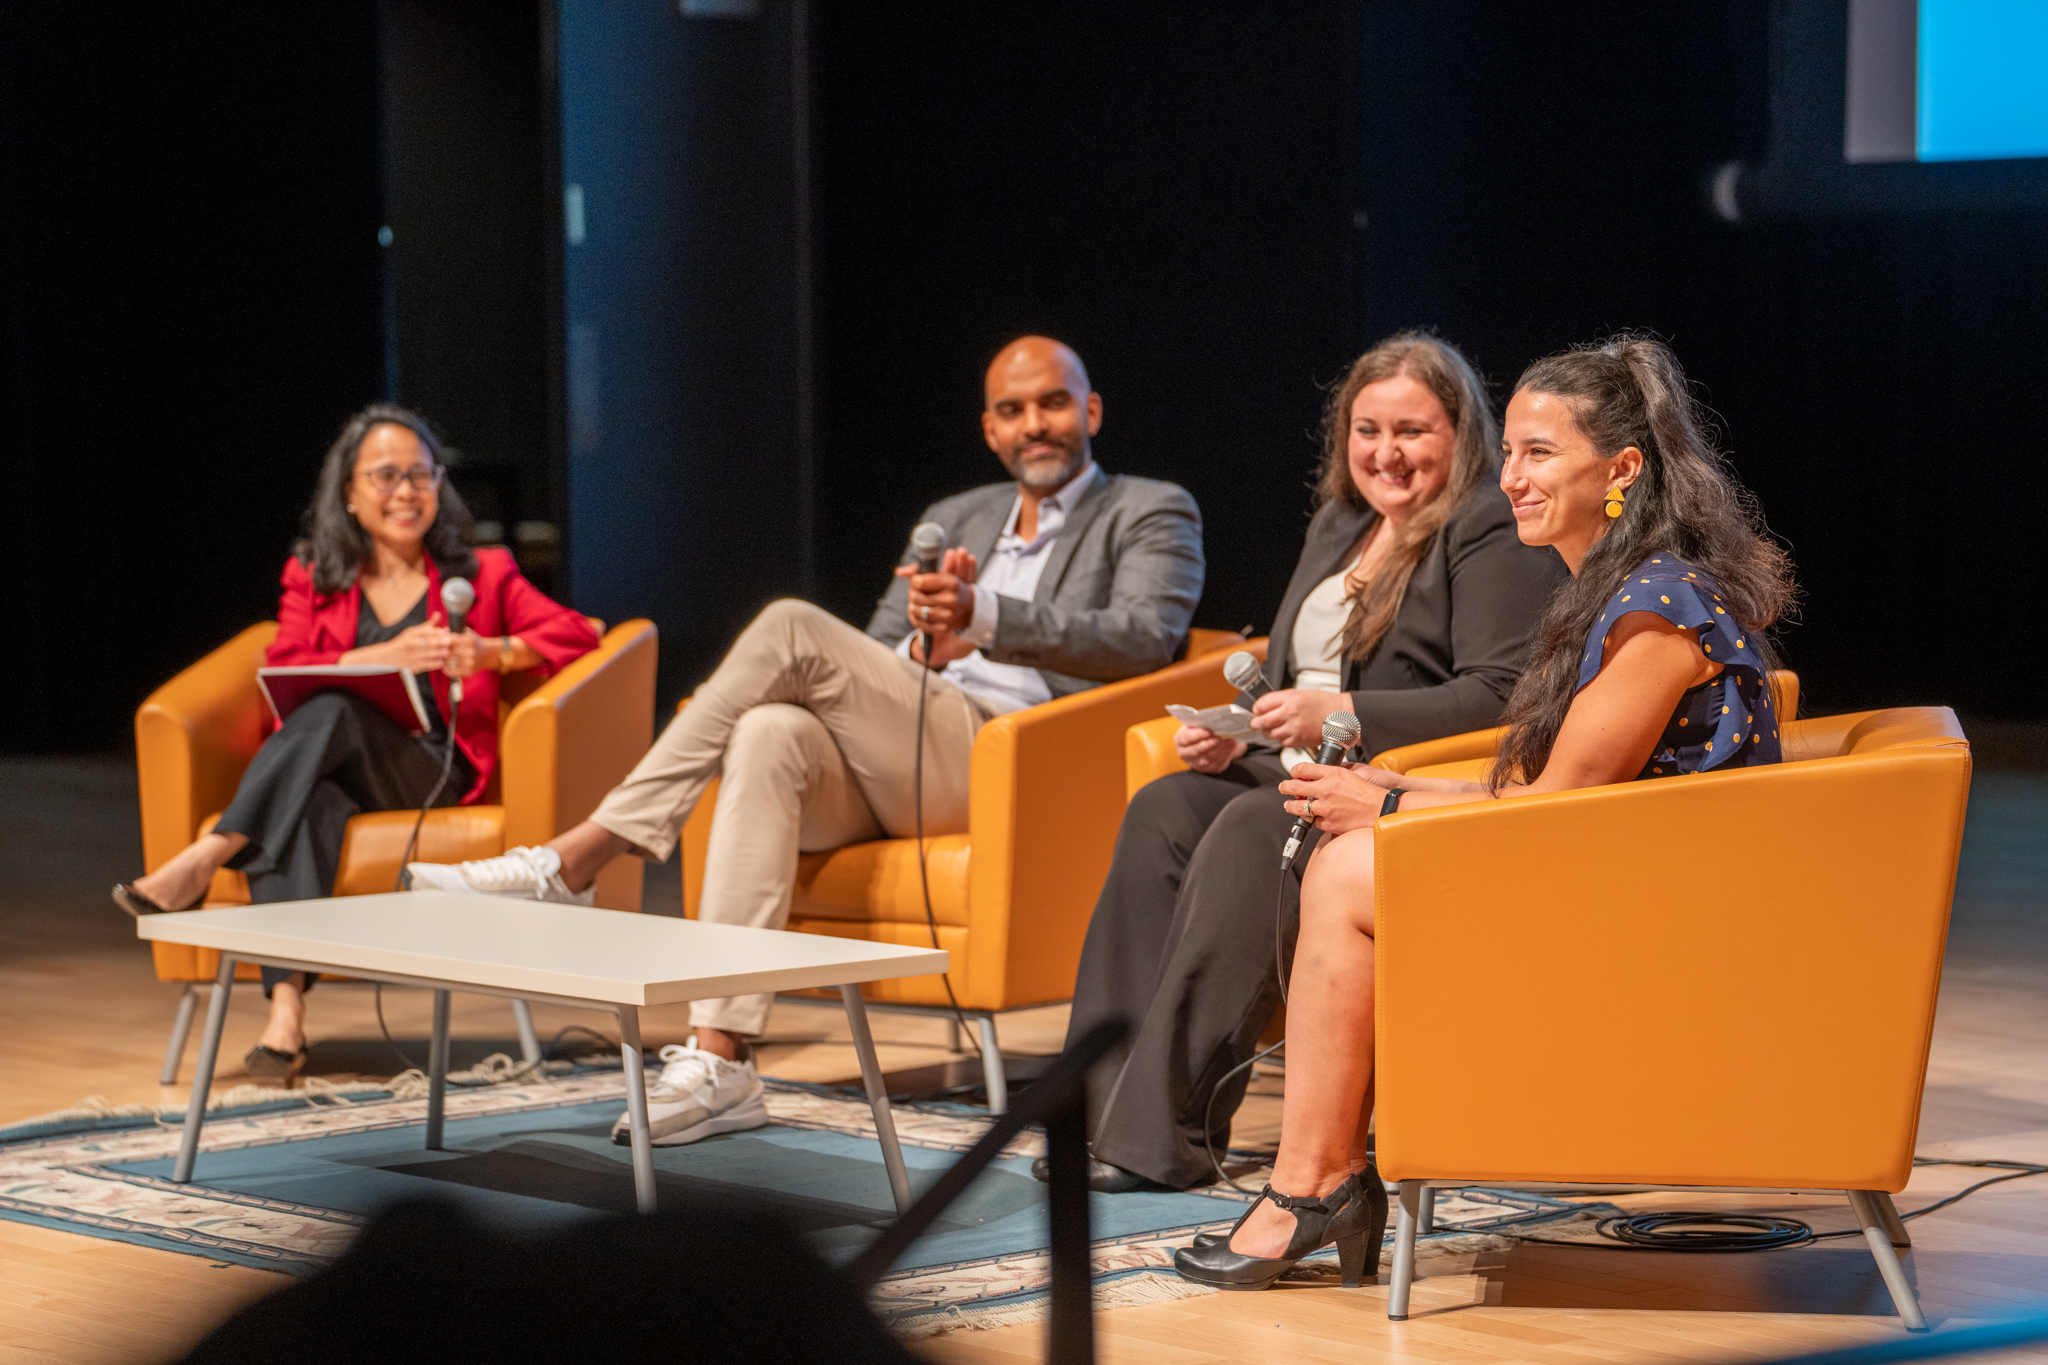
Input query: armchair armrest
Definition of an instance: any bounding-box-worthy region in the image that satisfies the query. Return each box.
[961,644,1253,1009]
[1368,726,1504,779]
[500,619,658,909]
[1125,718,1184,802]
[1373,739,1970,1191]
[135,623,279,871]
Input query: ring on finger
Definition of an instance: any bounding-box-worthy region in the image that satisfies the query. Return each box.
[1305,796,1315,821]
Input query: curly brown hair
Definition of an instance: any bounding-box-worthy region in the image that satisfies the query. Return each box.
[1490,335,1796,787]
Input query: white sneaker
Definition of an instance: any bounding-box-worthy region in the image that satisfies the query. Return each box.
[611,1041,768,1147]
[403,846,596,906]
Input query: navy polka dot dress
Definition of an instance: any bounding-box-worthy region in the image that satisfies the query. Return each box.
[1577,555,1782,780]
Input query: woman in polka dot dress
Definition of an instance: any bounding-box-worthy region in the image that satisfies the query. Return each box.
[1175,334,1796,1291]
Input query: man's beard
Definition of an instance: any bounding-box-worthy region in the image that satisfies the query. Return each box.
[1009,443,1086,489]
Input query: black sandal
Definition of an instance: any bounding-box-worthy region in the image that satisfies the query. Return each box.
[111,883,206,918]
[1173,1167,1387,1291]
[244,1044,306,1079]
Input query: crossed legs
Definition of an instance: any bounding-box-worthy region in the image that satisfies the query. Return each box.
[499,600,983,1061]
[1227,825,1380,1257]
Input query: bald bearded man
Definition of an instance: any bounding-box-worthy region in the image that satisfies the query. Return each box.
[408,337,1204,1144]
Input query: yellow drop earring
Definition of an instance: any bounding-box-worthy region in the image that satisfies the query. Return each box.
[1604,485,1626,519]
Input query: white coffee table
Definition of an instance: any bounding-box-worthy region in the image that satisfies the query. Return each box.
[136,891,950,1215]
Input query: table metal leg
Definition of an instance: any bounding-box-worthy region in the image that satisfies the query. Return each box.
[840,983,914,1214]
[1847,1189,1928,1331]
[425,989,451,1150]
[1387,1181,1422,1320]
[160,982,200,1085]
[616,1006,656,1214]
[510,998,543,1066]
[173,955,236,1183]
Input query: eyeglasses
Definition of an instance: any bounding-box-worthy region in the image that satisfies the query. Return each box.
[358,464,444,495]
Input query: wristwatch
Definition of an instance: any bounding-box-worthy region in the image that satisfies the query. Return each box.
[1379,788,1404,817]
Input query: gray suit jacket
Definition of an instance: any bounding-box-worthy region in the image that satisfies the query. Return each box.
[1258,481,1569,756]
[865,470,1205,698]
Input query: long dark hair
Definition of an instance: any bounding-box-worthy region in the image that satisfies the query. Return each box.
[1316,330,1500,662]
[293,403,478,594]
[1491,335,1795,787]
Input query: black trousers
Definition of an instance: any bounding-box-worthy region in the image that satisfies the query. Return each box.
[1060,750,1319,1189]
[215,691,470,995]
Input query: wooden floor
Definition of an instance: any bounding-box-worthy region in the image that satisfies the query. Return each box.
[3,757,2044,1364]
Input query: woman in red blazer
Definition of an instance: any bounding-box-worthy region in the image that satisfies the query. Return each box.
[114,404,597,1075]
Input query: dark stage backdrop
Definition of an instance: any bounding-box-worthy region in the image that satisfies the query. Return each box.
[809,1,1360,643]
[1351,2,2047,721]
[0,6,385,752]
[6,1,2043,754]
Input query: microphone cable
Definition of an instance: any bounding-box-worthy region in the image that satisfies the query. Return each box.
[394,671,461,888]
[376,669,463,1074]
[911,633,974,1044]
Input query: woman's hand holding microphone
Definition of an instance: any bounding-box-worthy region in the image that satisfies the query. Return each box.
[1250,687,1353,750]
[1175,685,1358,777]
[341,625,494,678]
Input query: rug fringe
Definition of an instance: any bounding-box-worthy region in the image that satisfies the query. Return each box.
[890,1272,1217,1341]
[5,1053,557,1137]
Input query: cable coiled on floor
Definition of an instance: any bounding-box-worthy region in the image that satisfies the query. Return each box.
[1589,1211,1816,1251]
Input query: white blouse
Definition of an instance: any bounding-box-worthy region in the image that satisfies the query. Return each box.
[1281,546,1364,768]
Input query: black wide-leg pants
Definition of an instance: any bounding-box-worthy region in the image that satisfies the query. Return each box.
[214,691,470,994]
[1060,749,1319,1189]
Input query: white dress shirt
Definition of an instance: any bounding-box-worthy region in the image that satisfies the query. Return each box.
[902,463,1103,716]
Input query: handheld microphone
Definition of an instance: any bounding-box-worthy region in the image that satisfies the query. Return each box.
[440,577,476,708]
[1223,650,1271,702]
[909,522,946,668]
[1279,710,1363,870]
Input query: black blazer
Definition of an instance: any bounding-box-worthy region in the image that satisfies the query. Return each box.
[1256,481,1569,757]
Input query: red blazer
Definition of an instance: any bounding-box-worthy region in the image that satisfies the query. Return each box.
[265,547,601,803]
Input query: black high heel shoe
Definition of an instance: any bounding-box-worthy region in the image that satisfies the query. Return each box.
[1173,1168,1387,1291]
[111,882,206,918]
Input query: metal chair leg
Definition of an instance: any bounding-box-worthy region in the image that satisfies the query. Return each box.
[510,998,542,1065]
[160,983,200,1085]
[1847,1190,1928,1332]
[1873,1190,1911,1248]
[1417,1185,1437,1235]
[976,1015,1008,1114]
[946,1016,964,1055]
[1388,1181,1422,1320]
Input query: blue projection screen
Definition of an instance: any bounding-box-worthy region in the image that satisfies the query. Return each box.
[1846,0,2048,163]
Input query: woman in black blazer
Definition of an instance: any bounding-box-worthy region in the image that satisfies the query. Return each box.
[1048,332,1568,1192]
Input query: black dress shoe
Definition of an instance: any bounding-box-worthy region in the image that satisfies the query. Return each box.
[1029,1155,1160,1194]
[112,882,205,918]
[1172,1167,1387,1291]
[244,1044,306,1079]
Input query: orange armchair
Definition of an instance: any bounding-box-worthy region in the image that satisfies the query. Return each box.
[136,618,657,1080]
[677,628,1246,1109]
[1371,703,1969,1331]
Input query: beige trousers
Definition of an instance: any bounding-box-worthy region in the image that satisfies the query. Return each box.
[589,599,988,1035]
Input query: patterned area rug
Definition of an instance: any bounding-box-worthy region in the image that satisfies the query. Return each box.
[0,1069,1595,1336]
